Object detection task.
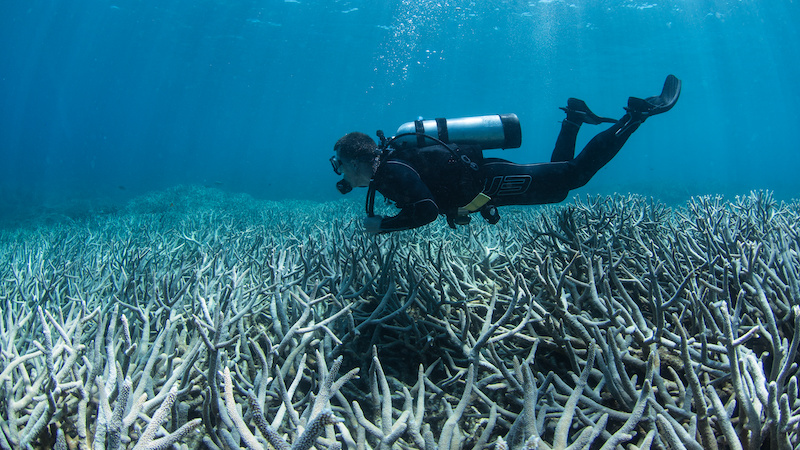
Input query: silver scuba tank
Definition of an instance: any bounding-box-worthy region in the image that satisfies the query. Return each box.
[393,113,521,150]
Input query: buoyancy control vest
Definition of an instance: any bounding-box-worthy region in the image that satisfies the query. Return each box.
[366,113,522,227]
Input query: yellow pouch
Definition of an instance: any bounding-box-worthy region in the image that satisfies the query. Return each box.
[458,193,491,215]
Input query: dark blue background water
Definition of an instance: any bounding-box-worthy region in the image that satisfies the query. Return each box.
[2,0,799,220]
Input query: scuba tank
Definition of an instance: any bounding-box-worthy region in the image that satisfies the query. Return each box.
[392,114,521,150]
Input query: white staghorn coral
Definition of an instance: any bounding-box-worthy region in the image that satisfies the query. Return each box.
[0,187,798,449]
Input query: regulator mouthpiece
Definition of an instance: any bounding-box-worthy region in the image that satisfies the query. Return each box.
[336,179,352,194]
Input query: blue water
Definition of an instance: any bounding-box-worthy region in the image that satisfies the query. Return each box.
[1,0,799,222]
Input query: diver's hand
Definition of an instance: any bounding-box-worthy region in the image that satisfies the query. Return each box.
[363,215,383,234]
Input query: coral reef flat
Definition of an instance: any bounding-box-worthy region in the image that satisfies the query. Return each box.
[1,185,799,449]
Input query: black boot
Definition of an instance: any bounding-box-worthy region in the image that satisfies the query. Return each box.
[560,98,616,125]
[625,74,682,122]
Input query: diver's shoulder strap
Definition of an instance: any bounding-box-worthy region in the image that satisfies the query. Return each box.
[365,148,393,217]
[366,181,377,217]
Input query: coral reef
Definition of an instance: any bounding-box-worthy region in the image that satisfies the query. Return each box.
[0,187,798,449]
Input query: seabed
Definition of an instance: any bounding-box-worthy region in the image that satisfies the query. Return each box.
[0,185,798,449]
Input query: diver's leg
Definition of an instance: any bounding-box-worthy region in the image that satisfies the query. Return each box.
[564,75,683,188]
[482,158,572,206]
[565,118,638,188]
[484,108,648,205]
[484,124,633,207]
[485,76,682,206]
[550,120,579,163]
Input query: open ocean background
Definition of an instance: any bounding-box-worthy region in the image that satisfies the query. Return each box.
[1,0,799,226]
[2,2,800,448]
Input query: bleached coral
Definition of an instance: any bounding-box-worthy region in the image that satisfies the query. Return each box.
[0,188,798,449]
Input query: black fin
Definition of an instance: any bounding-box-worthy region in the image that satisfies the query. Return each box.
[625,74,682,119]
[560,98,616,125]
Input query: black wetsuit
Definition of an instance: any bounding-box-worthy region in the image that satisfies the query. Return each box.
[371,116,640,232]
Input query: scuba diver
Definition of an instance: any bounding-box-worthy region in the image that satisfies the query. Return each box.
[330,75,681,234]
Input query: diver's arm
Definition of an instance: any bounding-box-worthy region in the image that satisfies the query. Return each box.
[376,198,439,232]
[371,161,440,232]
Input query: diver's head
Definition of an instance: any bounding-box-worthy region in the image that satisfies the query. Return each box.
[331,132,380,192]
